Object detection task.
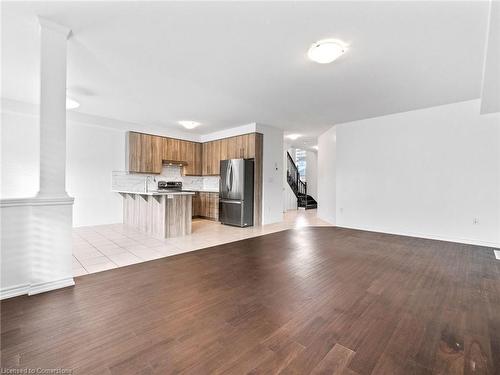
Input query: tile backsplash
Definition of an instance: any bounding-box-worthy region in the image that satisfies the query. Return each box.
[159,165,220,191]
[112,165,219,193]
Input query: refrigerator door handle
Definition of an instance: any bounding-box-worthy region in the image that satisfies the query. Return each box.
[221,163,229,196]
[229,163,233,191]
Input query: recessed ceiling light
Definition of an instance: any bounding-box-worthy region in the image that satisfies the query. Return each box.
[178,120,200,129]
[308,39,347,64]
[285,134,301,140]
[66,97,79,110]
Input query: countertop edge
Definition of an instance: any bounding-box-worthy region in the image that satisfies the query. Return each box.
[112,190,196,196]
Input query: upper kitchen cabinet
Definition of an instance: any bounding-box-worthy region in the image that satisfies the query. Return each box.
[128,131,259,177]
[128,132,201,175]
[202,140,221,175]
[201,142,208,175]
[163,137,181,161]
[219,137,234,160]
[128,132,163,174]
[194,142,202,175]
[181,141,202,175]
[240,133,256,158]
[219,134,256,160]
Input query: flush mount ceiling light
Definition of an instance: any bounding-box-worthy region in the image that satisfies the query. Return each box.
[307,39,347,64]
[285,134,301,140]
[178,120,201,130]
[65,97,80,110]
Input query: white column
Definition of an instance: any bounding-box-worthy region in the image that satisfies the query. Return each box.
[30,18,75,295]
[37,18,71,198]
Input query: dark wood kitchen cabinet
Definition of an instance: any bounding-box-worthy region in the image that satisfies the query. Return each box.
[128,131,201,175]
[163,137,181,162]
[193,143,202,175]
[181,141,202,176]
[202,134,256,176]
[219,134,256,161]
[198,192,219,220]
[129,131,257,176]
[192,192,201,218]
[128,132,163,174]
[202,140,221,176]
[126,131,262,226]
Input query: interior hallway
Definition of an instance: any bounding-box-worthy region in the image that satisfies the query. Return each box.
[72,209,329,276]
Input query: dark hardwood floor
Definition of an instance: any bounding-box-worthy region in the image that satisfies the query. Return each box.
[1,227,499,374]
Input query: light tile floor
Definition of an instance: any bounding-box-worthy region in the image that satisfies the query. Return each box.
[72,209,330,276]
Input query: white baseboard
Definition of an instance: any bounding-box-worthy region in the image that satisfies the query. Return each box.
[28,277,75,296]
[336,223,500,248]
[317,212,336,226]
[1,278,76,300]
[0,283,30,300]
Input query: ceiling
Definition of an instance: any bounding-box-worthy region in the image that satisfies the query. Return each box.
[1,1,491,140]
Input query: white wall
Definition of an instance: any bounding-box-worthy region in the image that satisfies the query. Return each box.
[257,123,284,225]
[282,143,292,212]
[283,147,317,210]
[203,121,285,225]
[203,122,285,224]
[1,111,40,197]
[200,123,257,142]
[0,203,32,298]
[284,183,297,211]
[317,127,337,224]
[480,1,500,114]
[305,150,318,199]
[1,105,284,227]
[283,146,296,211]
[319,100,500,247]
[1,108,125,227]
[67,122,125,226]
[1,197,75,299]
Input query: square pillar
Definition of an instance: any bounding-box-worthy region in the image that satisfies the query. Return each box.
[30,18,75,295]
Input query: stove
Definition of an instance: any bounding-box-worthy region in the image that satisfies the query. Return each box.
[157,181,183,191]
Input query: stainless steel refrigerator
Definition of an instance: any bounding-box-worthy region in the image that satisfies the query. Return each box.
[219,159,254,227]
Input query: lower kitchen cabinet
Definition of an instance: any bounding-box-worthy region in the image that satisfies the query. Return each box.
[196,192,219,221]
[192,192,201,218]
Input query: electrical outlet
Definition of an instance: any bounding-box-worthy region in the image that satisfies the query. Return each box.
[473,218,479,225]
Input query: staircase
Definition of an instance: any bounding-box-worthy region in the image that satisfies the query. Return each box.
[286,152,317,209]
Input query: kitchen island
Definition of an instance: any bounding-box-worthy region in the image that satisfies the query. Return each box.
[114,190,195,239]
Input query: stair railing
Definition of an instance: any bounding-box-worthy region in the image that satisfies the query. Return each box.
[286,152,308,208]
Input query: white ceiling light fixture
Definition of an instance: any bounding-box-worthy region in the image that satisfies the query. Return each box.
[66,97,80,110]
[285,134,301,140]
[178,120,201,129]
[308,39,347,64]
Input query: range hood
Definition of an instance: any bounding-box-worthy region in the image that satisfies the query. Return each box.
[162,160,188,166]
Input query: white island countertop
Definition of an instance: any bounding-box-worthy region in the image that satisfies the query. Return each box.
[112,190,195,196]
[182,189,219,193]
